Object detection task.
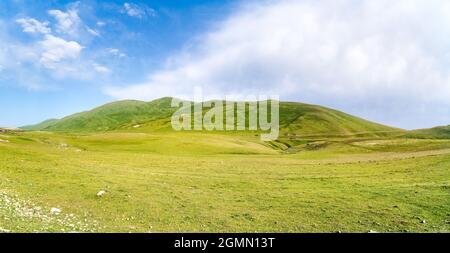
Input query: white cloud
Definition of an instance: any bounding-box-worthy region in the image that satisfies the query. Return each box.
[3,3,108,85]
[122,2,156,18]
[16,18,51,34]
[108,48,119,54]
[107,48,126,58]
[86,27,100,37]
[0,30,46,90]
[93,63,110,73]
[39,34,83,69]
[48,3,81,36]
[106,0,450,129]
[48,3,101,40]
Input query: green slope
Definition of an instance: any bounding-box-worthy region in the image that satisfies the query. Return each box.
[21,119,60,131]
[22,97,401,138]
[26,97,176,132]
[405,125,450,139]
[278,102,401,138]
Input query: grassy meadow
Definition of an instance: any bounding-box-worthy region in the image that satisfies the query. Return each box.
[0,130,449,233]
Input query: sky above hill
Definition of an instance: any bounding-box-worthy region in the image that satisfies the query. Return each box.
[1,0,450,129]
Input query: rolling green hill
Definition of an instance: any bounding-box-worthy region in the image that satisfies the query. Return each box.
[21,119,60,131]
[277,102,400,138]
[21,97,401,138]
[405,125,450,139]
[22,97,176,132]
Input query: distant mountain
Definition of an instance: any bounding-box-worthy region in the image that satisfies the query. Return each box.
[0,127,23,132]
[21,97,402,138]
[21,119,60,131]
[405,125,450,139]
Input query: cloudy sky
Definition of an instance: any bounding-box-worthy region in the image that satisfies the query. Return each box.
[1,0,450,129]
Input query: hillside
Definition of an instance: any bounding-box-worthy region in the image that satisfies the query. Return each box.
[277,102,400,138]
[21,97,401,138]
[21,119,59,131]
[23,97,176,132]
[405,125,450,139]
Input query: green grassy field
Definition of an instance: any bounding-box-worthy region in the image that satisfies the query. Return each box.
[2,98,449,232]
[1,130,449,233]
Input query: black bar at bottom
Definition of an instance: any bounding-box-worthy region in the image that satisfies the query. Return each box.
[0,233,447,251]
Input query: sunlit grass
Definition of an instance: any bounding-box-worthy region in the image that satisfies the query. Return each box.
[0,131,449,232]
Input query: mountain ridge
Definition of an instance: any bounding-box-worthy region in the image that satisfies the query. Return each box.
[21,97,405,138]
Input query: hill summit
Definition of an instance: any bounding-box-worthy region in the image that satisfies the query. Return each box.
[21,97,401,138]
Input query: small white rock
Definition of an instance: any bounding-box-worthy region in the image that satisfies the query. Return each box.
[50,207,61,215]
[97,190,106,197]
[0,227,11,233]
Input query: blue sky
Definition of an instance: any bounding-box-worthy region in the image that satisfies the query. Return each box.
[0,0,237,127]
[1,0,450,129]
